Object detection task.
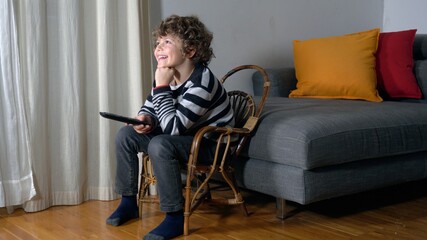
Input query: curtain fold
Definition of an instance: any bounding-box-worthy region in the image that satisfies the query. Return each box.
[0,0,149,213]
[0,0,37,212]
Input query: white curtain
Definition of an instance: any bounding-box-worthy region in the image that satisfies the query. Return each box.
[0,0,151,213]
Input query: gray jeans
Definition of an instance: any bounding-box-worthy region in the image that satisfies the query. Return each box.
[114,125,218,212]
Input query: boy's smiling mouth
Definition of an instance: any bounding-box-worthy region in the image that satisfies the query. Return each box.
[157,55,168,61]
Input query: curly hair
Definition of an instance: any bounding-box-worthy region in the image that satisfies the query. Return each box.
[152,15,214,65]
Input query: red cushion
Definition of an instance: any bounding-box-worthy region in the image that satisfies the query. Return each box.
[376,29,422,99]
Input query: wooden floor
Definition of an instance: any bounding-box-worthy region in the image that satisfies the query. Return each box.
[2,179,427,240]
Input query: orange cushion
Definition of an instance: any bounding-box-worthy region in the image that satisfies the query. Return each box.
[290,28,383,102]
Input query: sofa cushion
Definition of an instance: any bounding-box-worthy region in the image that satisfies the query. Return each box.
[245,97,427,170]
[414,34,427,60]
[376,29,422,99]
[290,28,382,102]
[415,60,427,100]
[253,68,296,97]
[413,34,427,100]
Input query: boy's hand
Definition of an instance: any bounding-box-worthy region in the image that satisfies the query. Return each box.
[155,67,175,86]
[131,115,153,134]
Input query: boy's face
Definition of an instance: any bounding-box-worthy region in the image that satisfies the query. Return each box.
[154,34,190,68]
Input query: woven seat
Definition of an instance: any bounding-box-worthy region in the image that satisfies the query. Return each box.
[137,65,270,235]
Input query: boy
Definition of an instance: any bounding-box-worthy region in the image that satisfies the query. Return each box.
[106,15,234,240]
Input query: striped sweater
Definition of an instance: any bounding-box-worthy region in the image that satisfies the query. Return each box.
[138,64,234,136]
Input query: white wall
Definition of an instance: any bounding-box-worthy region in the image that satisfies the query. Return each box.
[383,0,427,33]
[150,0,383,94]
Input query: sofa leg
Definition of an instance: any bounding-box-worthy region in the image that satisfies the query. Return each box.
[275,197,287,219]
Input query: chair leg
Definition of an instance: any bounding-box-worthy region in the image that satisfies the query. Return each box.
[183,156,250,235]
[183,175,193,236]
[183,208,190,236]
[240,200,249,217]
[221,168,249,216]
[184,172,215,235]
[138,165,146,218]
[138,154,158,218]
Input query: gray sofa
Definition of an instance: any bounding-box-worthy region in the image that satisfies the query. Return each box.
[235,34,427,218]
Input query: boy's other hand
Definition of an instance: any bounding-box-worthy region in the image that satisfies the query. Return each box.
[155,67,175,86]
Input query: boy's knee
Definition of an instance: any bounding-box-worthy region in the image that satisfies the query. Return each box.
[147,135,173,158]
[115,126,135,145]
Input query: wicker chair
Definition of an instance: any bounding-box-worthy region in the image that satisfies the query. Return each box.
[137,65,270,235]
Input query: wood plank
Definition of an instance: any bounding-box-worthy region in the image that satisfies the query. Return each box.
[1,179,427,239]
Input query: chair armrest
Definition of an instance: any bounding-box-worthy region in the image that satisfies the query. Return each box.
[188,126,251,168]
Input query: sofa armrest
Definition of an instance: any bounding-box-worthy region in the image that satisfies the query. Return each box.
[252,68,297,97]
